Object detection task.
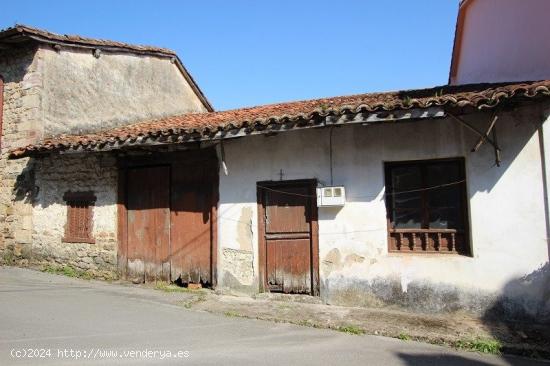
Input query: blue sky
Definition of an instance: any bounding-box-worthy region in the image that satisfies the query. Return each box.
[1,1,459,111]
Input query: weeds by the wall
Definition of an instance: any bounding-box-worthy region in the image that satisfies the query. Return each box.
[455,338,502,355]
[42,264,92,280]
[336,325,365,335]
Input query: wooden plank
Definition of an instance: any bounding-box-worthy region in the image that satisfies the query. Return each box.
[117,167,128,279]
[170,160,216,286]
[266,239,312,294]
[126,166,170,282]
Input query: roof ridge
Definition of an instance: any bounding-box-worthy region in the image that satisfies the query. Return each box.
[0,23,176,56]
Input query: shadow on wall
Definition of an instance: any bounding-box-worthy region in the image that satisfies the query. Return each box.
[12,158,37,204]
[480,262,550,353]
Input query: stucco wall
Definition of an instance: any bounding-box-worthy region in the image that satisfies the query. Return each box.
[452,0,550,84]
[39,46,208,136]
[32,154,118,278]
[0,46,43,266]
[218,104,550,319]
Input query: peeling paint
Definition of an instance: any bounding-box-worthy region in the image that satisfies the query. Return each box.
[236,207,253,251]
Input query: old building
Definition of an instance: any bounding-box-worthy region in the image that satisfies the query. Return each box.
[2,0,550,323]
[0,25,211,277]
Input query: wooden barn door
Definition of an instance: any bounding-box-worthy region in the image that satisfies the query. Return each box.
[170,160,217,286]
[258,180,319,295]
[126,166,171,282]
[119,151,218,286]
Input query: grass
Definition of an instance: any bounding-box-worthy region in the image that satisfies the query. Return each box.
[154,282,207,293]
[398,332,412,341]
[336,325,365,335]
[2,251,15,265]
[155,282,192,293]
[157,282,209,309]
[223,311,242,318]
[455,338,502,355]
[42,264,92,280]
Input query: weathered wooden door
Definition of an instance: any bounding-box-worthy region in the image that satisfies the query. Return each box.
[259,181,319,295]
[126,166,171,282]
[170,161,217,286]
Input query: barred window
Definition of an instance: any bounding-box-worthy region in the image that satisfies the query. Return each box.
[63,191,96,244]
[385,159,470,255]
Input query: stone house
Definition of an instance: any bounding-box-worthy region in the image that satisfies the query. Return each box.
[2,0,550,322]
[0,25,211,276]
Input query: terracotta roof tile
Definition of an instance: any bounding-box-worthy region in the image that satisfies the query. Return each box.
[10,80,550,158]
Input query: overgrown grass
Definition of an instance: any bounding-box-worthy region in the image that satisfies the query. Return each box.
[42,264,92,280]
[398,332,412,341]
[455,338,502,355]
[336,325,365,335]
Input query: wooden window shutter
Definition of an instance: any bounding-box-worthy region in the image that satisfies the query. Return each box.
[63,191,96,244]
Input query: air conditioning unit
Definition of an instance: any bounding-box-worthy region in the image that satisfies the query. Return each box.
[316,186,346,207]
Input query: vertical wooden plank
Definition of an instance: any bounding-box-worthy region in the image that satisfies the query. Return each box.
[144,168,170,282]
[117,167,128,279]
[127,166,170,283]
[170,159,217,286]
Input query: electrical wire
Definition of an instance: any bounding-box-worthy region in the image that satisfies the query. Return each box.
[256,179,466,199]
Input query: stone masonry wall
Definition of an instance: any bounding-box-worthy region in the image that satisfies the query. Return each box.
[0,46,43,266]
[32,154,118,278]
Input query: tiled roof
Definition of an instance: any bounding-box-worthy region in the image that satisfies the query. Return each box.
[10,80,550,158]
[0,24,175,56]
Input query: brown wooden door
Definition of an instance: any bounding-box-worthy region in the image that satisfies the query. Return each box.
[170,161,217,286]
[260,181,318,295]
[126,166,171,282]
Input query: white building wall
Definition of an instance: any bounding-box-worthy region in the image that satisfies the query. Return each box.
[452,0,550,85]
[218,105,550,318]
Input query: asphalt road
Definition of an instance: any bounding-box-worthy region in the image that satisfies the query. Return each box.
[0,267,546,366]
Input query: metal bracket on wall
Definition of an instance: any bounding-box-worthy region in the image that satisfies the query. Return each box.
[448,112,501,167]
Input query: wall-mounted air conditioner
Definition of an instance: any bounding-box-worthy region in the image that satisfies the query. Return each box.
[316,186,346,207]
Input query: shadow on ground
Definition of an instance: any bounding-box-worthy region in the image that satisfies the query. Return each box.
[396,352,540,366]
[481,262,550,358]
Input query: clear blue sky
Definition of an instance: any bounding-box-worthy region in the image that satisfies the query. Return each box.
[1,1,459,111]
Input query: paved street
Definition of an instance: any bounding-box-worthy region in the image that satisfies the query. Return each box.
[0,267,546,366]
